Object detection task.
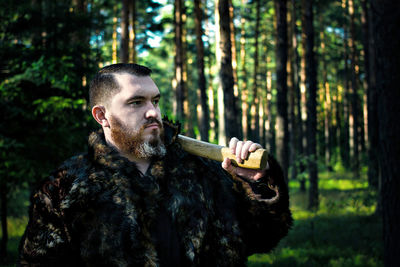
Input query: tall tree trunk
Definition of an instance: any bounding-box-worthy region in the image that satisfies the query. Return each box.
[0,183,8,259]
[362,0,379,189]
[194,0,209,141]
[266,56,274,152]
[287,0,296,180]
[348,0,360,176]
[229,0,242,137]
[216,0,239,144]
[341,0,351,169]
[250,0,261,142]
[319,20,332,171]
[112,6,118,64]
[229,0,238,98]
[120,0,129,63]
[240,0,249,140]
[291,0,305,190]
[274,0,289,182]
[204,5,217,142]
[129,0,137,63]
[302,0,319,210]
[371,1,400,265]
[181,5,194,137]
[174,0,185,122]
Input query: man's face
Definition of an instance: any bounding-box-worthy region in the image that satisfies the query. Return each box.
[105,73,165,158]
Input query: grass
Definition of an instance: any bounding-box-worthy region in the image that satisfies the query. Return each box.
[0,217,28,266]
[1,169,382,266]
[248,169,383,266]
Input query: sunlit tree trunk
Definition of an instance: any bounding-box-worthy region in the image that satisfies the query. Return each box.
[291,0,305,190]
[302,0,319,210]
[266,56,274,152]
[250,0,261,143]
[216,0,239,145]
[229,0,238,98]
[361,0,379,189]
[194,0,209,141]
[173,0,185,123]
[229,0,242,137]
[371,0,400,265]
[181,5,194,137]
[120,0,129,63]
[319,20,332,170]
[204,3,217,142]
[348,0,360,176]
[274,0,289,182]
[287,0,296,180]
[341,0,351,168]
[129,0,137,63]
[112,6,118,64]
[240,0,249,140]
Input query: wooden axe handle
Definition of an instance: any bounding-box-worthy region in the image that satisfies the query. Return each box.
[177,134,269,170]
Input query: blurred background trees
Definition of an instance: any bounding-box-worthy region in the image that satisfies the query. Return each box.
[0,0,398,265]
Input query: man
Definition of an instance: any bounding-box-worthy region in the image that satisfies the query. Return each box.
[19,63,292,266]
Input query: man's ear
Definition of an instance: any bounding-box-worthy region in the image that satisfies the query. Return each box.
[92,105,110,128]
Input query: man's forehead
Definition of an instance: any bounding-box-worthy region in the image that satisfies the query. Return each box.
[114,73,159,97]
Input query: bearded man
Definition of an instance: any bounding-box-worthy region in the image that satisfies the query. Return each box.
[18,63,292,266]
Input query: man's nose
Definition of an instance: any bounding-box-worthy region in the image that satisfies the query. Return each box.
[145,102,158,119]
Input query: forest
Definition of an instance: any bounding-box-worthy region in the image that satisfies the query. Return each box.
[0,0,399,266]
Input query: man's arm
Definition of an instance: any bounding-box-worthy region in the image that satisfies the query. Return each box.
[221,138,293,255]
[18,173,76,266]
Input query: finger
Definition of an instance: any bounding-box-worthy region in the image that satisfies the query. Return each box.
[235,167,266,181]
[249,143,262,152]
[241,141,254,161]
[235,141,244,163]
[229,137,239,154]
[221,158,236,175]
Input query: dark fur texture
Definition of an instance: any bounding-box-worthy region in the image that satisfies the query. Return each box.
[18,118,292,267]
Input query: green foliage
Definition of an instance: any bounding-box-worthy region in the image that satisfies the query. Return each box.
[248,170,382,266]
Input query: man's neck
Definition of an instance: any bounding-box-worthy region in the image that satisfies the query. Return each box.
[123,154,151,175]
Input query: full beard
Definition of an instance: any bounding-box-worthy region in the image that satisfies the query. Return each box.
[110,115,166,159]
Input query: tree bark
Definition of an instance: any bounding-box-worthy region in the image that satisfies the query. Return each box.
[361,0,379,189]
[341,0,351,169]
[216,0,239,144]
[250,0,261,143]
[239,0,249,140]
[301,0,319,210]
[112,6,118,64]
[120,0,130,63]
[348,0,360,176]
[274,0,289,182]
[129,0,137,63]
[319,19,332,171]
[371,1,400,266]
[194,0,209,141]
[173,0,185,122]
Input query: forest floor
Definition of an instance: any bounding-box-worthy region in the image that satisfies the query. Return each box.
[248,168,383,267]
[0,169,382,267]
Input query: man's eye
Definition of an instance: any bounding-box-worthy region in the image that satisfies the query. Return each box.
[152,99,159,106]
[130,101,142,106]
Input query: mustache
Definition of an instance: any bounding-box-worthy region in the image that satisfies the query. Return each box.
[142,118,163,129]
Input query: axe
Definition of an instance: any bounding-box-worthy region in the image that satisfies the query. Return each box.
[177,135,269,170]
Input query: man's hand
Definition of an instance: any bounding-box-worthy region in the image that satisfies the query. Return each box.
[221,137,269,182]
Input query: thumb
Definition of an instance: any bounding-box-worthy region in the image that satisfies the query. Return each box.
[221,158,236,175]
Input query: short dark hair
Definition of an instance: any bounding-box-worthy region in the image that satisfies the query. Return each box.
[89,63,152,109]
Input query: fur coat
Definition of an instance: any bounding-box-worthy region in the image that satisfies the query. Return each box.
[19,119,292,267]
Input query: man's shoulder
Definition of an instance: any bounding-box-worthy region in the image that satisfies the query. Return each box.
[32,153,90,200]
